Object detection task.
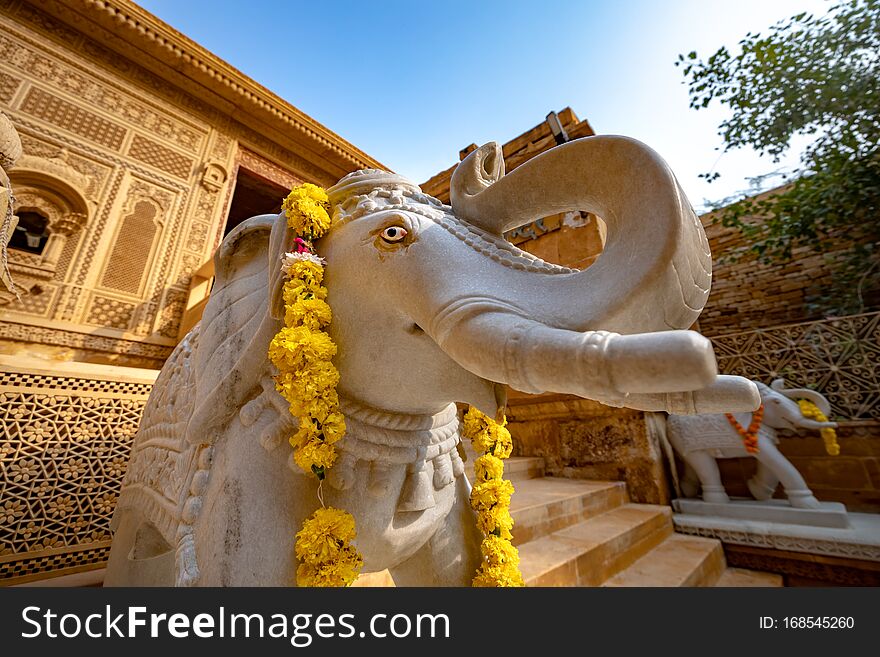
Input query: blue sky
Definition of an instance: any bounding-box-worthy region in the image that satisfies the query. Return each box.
[137,0,830,212]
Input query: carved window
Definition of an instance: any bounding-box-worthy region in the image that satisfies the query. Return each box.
[9,210,50,255]
[7,152,91,279]
[101,200,160,295]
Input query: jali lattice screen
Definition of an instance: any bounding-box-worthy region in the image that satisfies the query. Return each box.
[0,357,156,585]
[711,311,879,421]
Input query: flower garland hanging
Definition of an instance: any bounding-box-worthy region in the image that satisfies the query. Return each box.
[269,182,525,588]
[798,399,840,456]
[268,183,363,587]
[462,407,524,587]
[724,404,764,454]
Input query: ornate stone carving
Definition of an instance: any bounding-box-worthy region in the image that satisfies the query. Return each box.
[209,133,232,160]
[199,161,227,191]
[20,86,126,151]
[3,282,55,316]
[4,2,367,185]
[156,288,187,339]
[0,320,173,362]
[17,133,109,196]
[0,29,204,153]
[99,179,172,296]
[7,156,90,279]
[712,312,880,421]
[238,147,302,190]
[13,150,90,197]
[175,252,202,280]
[128,134,193,180]
[85,295,136,330]
[0,357,156,584]
[184,220,209,255]
[674,516,880,563]
[52,211,86,236]
[0,70,22,104]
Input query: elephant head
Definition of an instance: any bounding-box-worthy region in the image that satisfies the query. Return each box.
[290,136,758,419]
[187,135,759,443]
[760,379,838,432]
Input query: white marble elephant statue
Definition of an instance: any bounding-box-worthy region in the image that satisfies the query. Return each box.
[105,136,760,586]
[667,379,837,509]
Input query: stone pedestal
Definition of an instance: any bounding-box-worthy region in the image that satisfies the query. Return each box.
[673,508,880,563]
[673,498,850,529]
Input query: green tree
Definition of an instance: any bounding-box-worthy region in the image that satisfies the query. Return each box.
[677,0,880,315]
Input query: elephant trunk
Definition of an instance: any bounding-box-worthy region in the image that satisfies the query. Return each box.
[770,379,833,417]
[438,136,760,414]
[796,417,839,431]
[430,309,759,414]
[450,136,711,334]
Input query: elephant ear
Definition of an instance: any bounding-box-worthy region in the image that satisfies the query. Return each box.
[185,213,288,444]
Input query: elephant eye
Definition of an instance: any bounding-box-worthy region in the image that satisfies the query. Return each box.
[380,226,408,243]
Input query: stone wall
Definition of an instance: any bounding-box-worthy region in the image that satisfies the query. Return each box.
[0,1,381,368]
[698,197,879,336]
[0,4,237,365]
[507,392,671,504]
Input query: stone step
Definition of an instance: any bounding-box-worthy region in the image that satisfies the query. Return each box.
[603,533,725,587]
[715,568,783,587]
[519,503,673,586]
[510,477,628,546]
[465,456,546,483]
[352,570,395,587]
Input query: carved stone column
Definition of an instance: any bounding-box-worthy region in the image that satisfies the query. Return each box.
[42,211,86,269]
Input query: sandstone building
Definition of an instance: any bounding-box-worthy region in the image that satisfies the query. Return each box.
[0,0,382,584]
[0,0,382,370]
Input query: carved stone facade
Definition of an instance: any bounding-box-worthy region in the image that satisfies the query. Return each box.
[0,0,383,584]
[0,0,383,368]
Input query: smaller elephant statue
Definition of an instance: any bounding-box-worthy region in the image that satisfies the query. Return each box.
[666,379,838,509]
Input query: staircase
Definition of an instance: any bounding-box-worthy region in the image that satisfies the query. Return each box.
[18,457,779,588]
[502,457,781,587]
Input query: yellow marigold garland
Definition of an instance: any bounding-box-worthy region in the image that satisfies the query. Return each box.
[268,183,363,587]
[463,407,524,587]
[270,183,527,587]
[798,399,840,456]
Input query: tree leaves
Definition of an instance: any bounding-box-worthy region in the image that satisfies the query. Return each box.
[679,0,880,315]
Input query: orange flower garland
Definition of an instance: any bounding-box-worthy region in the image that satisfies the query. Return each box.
[725,403,764,454]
